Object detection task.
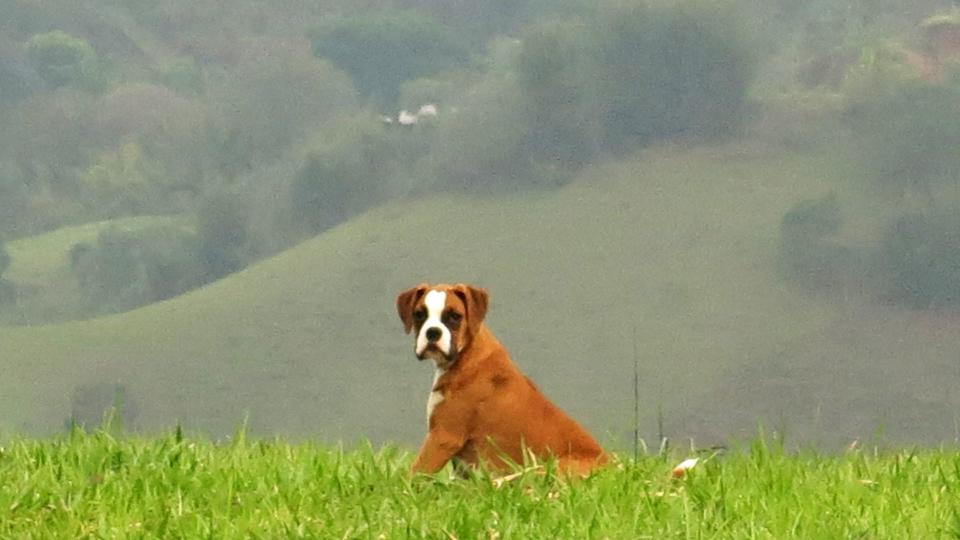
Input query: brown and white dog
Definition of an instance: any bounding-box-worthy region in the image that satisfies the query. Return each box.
[396,283,607,475]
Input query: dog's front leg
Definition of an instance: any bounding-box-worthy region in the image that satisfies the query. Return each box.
[412,428,465,474]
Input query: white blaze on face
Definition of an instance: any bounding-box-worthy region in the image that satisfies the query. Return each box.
[416,290,452,357]
[426,368,444,425]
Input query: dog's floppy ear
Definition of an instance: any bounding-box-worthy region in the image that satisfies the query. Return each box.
[453,283,489,338]
[396,283,429,334]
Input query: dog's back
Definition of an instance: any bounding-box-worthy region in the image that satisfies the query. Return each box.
[432,326,606,473]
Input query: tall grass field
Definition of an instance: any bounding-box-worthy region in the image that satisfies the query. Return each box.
[2,428,959,538]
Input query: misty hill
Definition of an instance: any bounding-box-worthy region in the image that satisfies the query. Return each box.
[2,142,956,448]
[3,216,190,325]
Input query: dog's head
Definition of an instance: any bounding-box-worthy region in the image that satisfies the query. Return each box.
[396,283,489,368]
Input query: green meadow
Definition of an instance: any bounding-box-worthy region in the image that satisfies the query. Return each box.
[3,142,960,448]
[1,428,959,538]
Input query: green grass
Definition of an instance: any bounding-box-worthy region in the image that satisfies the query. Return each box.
[0,144,840,440]
[1,430,959,538]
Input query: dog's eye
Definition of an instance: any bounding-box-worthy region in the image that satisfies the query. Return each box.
[445,311,462,325]
[413,309,427,322]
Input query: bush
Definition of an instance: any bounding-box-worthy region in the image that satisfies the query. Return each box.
[211,38,359,176]
[515,19,603,167]
[778,193,857,291]
[81,143,162,218]
[0,43,42,103]
[24,30,106,92]
[156,56,204,95]
[0,161,33,236]
[591,0,757,148]
[0,241,9,279]
[67,382,138,432]
[0,241,12,305]
[780,195,960,310]
[880,211,960,309]
[196,189,254,279]
[71,224,206,315]
[844,57,960,198]
[839,45,960,310]
[93,83,203,148]
[6,89,98,186]
[289,130,393,235]
[430,0,757,191]
[311,10,470,105]
[429,73,542,190]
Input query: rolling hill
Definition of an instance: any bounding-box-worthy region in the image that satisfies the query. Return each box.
[1,142,955,449]
[2,216,190,325]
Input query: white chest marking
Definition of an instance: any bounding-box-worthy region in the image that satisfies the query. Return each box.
[426,368,445,425]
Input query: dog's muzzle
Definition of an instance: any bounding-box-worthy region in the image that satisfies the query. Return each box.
[416,325,457,367]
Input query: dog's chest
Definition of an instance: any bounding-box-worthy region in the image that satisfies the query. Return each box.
[426,369,445,425]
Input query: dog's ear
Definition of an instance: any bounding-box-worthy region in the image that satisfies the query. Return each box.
[396,283,429,334]
[453,283,489,338]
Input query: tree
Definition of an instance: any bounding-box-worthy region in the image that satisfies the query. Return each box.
[312,10,469,105]
[71,224,206,315]
[516,19,603,167]
[0,241,14,305]
[196,190,253,279]
[592,0,757,148]
[0,43,42,103]
[0,241,10,279]
[25,30,106,92]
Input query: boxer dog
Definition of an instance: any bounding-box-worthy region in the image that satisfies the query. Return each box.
[396,283,607,475]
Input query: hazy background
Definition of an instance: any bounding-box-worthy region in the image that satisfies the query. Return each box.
[2,0,960,449]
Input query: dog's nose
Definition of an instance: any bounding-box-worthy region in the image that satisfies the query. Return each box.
[425,327,442,342]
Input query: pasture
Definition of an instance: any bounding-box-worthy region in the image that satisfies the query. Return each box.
[1,428,958,538]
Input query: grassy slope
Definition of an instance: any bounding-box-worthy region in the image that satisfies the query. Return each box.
[0,431,958,538]
[1,143,957,448]
[3,216,190,325]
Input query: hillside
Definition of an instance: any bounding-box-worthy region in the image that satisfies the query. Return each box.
[2,216,190,325]
[1,143,956,448]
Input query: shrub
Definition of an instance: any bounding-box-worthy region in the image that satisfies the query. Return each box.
[311,10,470,105]
[6,89,98,184]
[0,241,9,279]
[839,45,960,310]
[844,57,960,198]
[71,224,206,315]
[211,38,358,176]
[196,189,254,279]
[0,161,33,236]
[431,0,757,191]
[0,241,12,305]
[288,125,397,235]
[778,193,857,291]
[591,0,757,148]
[156,56,204,95]
[0,43,42,103]
[879,210,960,309]
[67,382,138,432]
[429,73,541,190]
[280,112,426,239]
[93,83,202,147]
[24,30,106,92]
[81,143,162,218]
[515,19,603,167]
